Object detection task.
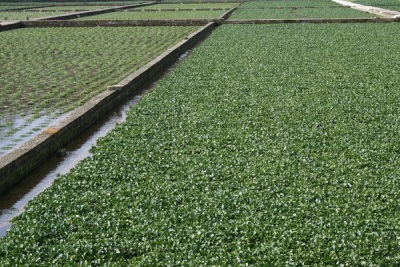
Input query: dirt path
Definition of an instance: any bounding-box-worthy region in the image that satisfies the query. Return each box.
[331,0,400,18]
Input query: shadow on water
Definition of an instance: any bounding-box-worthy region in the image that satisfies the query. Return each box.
[0,50,191,237]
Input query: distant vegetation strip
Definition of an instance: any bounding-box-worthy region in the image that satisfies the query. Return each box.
[350,0,400,11]
[0,11,68,20]
[77,10,225,19]
[229,6,375,19]
[130,3,238,9]
[0,1,143,4]
[1,23,399,265]
[27,5,118,11]
[350,0,400,5]
[0,5,48,11]
[237,0,343,8]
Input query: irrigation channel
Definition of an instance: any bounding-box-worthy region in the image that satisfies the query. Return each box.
[0,50,191,238]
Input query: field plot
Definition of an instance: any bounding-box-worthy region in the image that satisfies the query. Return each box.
[0,1,143,4]
[0,11,68,20]
[1,23,399,265]
[0,2,53,11]
[0,26,198,156]
[0,5,120,20]
[229,6,374,19]
[237,0,342,8]
[0,5,46,11]
[28,5,118,11]
[350,0,400,11]
[229,1,375,19]
[78,10,226,20]
[130,3,238,10]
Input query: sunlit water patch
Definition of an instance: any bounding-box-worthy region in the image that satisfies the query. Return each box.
[0,112,63,156]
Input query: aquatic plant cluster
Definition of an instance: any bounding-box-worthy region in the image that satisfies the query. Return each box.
[1,23,400,265]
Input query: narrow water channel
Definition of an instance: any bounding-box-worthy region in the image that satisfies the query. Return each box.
[0,51,191,237]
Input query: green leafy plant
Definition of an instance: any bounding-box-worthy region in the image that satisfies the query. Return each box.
[1,23,400,266]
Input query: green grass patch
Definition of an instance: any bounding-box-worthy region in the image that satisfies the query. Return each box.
[78,10,225,20]
[1,23,400,265]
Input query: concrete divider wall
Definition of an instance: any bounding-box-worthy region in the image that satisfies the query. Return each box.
[220,7,237,20]
[0,22,216,195]
[0,21,22,32]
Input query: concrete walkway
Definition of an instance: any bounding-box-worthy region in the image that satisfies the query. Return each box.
[332,0,400,18]
[0,20,19,26]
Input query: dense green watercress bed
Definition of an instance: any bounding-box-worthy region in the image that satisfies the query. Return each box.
[236,0,343,8]
[229,6,374,19]
[350,0,400,11]
[77,10,226,20]
[0,26,197,155]
[350,0,400,5]
[1,23,400,265]
[229,0,374,19]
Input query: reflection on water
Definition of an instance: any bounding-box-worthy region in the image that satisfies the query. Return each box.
[0,112,65,156]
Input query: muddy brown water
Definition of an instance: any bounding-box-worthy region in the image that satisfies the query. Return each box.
[0,51,191,238]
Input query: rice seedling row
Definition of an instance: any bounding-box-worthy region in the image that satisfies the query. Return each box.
[0,26,198,155]
[1,23,399,265]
